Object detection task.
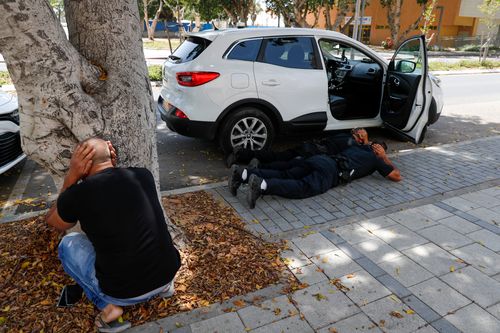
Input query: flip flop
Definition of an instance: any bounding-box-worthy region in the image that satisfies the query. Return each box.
[95,315,131,333]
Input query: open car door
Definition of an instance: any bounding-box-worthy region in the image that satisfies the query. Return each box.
[381,35,431,144]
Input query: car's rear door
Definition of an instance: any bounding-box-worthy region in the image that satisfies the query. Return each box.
[381,35,431,143]
[253,36,328,132]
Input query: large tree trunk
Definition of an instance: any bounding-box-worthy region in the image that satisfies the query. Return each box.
[0,0,183,240]
[386,0,402,45]
[143,0,154,40]
[150,0,164,40]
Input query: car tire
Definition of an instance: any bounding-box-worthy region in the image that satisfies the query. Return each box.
[219,107,275,153]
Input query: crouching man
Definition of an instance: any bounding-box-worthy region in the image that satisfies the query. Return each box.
[45,138,181,332]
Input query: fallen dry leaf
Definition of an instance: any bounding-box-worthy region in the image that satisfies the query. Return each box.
[405,309,415,315]
[390,311,404,318]
[233,300,246,307]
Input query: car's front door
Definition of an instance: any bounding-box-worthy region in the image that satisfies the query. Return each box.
[254,36,329,132]
[381,35,431,143]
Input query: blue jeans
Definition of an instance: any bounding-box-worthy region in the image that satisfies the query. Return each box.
[58,232,173,310]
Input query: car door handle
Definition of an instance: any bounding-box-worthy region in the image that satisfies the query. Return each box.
[262,80,280,86]
[367,68,376,75]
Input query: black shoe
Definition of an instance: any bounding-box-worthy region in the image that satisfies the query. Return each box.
[248,158,260,170]
[247,174,263,209]
[225,147,242,168]
[228,164,243,196]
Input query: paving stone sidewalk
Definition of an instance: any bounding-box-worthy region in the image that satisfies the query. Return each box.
[127,136,500,332]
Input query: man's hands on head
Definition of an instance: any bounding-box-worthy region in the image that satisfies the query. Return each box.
[67,142,96,184]
[107,141,117,167]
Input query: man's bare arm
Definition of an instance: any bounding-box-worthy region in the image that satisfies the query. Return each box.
[45,143,95,231]
[372,144,402,182]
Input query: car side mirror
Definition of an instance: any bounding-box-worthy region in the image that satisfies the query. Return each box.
[396,59,417,73]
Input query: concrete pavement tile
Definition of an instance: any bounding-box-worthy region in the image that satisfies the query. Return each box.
[478,187,500,198]
[379,255,434,287]
[436,215,481,234]
[339,270,392,306]
[450,243,500,276]
[310,249,363,279]
[334,223,377,244]
[467,229,500,252]
[355,257,387,278]
[361,295,427,333]
[372,225,428,251]
[291,233,338,258]
[444,303,500,333]
[359,216,397,231]
[320,230,346,245]
[487,303,500,320]
[356,238,402,264]
[413,325,439,333]
[170,326,192,333]
[280,243,312,269]
[377,274,412,298]
[250,315,314,333]
[459,192,500,209]
[442,197,481,211]
[417,225,473,251]
[402,295,440,323]
[493,273,500,283]
[403,243,466,276]
[430,318,461,333]
[291,280,359,329]
[124,322,161,333]
[387,209,438,231]
[237,295,297,330]
[417,204,454,221]
[441,266,500,308]
[467,207,500,226]
[408,277,471,316]
[337,242,364,260]
[317,313,382,333]
[190,312,245,333]
[291,263,328,285]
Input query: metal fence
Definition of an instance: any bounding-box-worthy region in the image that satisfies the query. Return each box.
[436,35,500,51]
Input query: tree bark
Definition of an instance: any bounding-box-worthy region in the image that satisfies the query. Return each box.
[150,0,164,40]
[143,0,154,40]
[0,0,182,241]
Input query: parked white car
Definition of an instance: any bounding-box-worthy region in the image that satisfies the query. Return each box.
[0,91,25,174]
[158,28,443,152]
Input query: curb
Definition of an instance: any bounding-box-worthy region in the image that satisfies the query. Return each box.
[432,69,500,76]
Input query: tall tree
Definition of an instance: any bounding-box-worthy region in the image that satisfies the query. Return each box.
[266,0,323,27]
[142,0,165,40]
[0,1,160,203]
[478,0,500,62]
[322,0,356,32]
[380,0,432,45]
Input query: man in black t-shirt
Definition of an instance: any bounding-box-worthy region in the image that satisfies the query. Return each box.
[229,142,401,208]
[46,138,181,332]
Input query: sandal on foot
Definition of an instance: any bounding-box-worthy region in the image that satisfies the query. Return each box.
[95,315,131,333]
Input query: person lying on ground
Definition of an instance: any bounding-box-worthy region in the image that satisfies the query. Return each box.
[228,141,401,208]
[225,128,371,167]
[45,138,181,333]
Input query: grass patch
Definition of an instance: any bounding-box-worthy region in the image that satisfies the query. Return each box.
[429,59,500,71]
[143,38,180,51]
[0,71,12,86]
[148,65,162,81]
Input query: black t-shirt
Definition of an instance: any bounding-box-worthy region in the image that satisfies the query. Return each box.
[57,167,181,299]
[340,145,394,180]
[320,132,359,155]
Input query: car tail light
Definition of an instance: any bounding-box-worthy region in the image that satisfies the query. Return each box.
[176,72,220,87]
[174,109,188,119]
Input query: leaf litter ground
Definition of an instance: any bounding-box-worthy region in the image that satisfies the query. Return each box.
[0,191,293,332]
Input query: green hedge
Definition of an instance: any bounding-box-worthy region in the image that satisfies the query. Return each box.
[429,60,500,71]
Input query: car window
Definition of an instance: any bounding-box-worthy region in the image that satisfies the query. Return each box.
[261,37,318,69]
[393,38,422,74]
[169,36,211,63]
[319,39,373,62]
[227,39,262,61]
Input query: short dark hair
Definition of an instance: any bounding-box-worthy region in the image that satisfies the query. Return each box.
[371,140,388,151]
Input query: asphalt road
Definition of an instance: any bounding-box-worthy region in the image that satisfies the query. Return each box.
[1,73,499,209]
[156,73,500,190]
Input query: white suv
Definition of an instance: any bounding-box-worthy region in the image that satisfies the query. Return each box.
[0,91,25,174]
[158,28,443,152]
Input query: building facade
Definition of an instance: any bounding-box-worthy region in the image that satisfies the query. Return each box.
[310,0,498,47]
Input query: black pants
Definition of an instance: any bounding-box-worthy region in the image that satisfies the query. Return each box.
[248,156,338,199]
[236,133,356,165]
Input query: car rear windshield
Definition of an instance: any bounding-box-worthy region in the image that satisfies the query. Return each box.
[169,36,211,63]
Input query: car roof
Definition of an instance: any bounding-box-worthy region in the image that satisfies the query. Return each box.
[187,27,347,41]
